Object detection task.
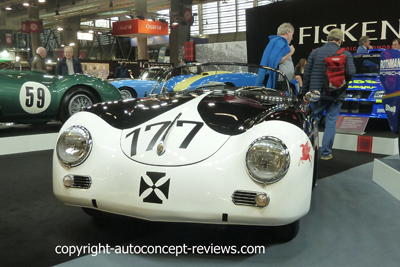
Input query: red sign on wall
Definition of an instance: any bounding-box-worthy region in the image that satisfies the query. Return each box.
[29,21,40,33]
[112,19,168,37]
[21,21,28,33]
[5,33,12,44]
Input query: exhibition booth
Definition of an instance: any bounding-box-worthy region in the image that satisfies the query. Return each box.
[1,0,400,266]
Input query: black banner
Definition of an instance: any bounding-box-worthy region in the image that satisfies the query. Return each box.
[246,0,400,66]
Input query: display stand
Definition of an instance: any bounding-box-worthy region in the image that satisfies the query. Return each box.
[372,158,400,201]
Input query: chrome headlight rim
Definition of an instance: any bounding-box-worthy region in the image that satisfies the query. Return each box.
[56,125,93,167]
[246,136,290,185]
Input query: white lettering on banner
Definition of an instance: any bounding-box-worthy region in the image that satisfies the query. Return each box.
[146,24,161,30]
[386,104,396,114]
[381,58,400,70]
[381,20,400,39]
[377,109,385,113]
[118,25,132,31]
[298,19,400,44]
[362,21,378,40]
[381,71,400,76]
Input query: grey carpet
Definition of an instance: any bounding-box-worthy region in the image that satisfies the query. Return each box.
[55,156,400,267]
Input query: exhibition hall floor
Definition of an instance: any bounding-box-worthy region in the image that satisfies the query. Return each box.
[1,121,400,267]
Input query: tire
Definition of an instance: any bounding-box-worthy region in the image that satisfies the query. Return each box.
[82,207,104,218]
[59,87,99,123]
[272,220,300,242]
[119,87,137,99]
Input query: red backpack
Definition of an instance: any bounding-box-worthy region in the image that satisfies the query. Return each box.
[323,47,348,95]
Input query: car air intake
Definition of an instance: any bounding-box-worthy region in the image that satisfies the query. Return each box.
[231,190,269,207]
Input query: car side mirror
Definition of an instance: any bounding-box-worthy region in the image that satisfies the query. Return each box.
[305,90,321,102]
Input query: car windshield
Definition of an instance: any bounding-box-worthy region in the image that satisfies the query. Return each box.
[149,62,294,96]
[353,54,381,75]
[138,68,165,80]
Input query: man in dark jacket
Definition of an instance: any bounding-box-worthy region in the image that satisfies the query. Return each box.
[302,28,356,160]
[55,46,83,76]
[31,47,52,73]
[114,62,130,78]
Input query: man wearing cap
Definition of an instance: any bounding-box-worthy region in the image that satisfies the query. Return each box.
[302,28,355,160]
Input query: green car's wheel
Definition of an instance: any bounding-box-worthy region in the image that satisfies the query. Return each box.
[119,86,137,99]
[59,87,99,123]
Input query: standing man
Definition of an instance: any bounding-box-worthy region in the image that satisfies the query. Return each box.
[256,22,295,87]
[114,62,130,78]
[302,28,355,160]
[356,36,373,53]
[55,46,83,76]
[392,38,400,49]
[31,47,52,73]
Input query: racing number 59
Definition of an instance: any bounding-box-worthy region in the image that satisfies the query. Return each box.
[25,86,45,108]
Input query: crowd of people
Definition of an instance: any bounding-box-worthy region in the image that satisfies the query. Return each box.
[257,22,400,161]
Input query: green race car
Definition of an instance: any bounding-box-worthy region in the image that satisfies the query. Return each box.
[0,70,122,124]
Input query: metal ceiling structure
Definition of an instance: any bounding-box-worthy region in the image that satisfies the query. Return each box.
[0,0,215,31]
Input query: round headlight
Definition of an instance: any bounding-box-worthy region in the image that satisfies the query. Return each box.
[246,136,290,185]
[56,125,92,167]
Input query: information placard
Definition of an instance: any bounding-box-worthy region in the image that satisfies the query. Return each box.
[336,116,369,135]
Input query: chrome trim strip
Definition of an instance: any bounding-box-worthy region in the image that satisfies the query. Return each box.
[157,112,182,156]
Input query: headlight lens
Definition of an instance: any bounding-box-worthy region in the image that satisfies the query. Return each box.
[246,136,290,185]
[56,126,92,167]
[374,90,385,99]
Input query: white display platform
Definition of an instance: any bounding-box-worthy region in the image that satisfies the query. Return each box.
[373,158,400,201]
[0,133,58,155]
[319,132,399,155]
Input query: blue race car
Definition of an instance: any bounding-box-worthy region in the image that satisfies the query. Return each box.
[150,64,259,94]
[110,67,170,99]
[340,50,386,118]
[380,49,400,137]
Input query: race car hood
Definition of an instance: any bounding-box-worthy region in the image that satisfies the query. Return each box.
[348,75,382,91]
[85,92,277,166]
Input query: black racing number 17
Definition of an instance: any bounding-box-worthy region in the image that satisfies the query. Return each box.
[126,120,204,157]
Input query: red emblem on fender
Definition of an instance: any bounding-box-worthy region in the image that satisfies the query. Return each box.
[299,141,312,166]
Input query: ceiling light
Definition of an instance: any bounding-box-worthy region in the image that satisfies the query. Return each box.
[23,3,29,6]
[39,0,46,2]
[69,43,75,46]
[57,27,63,31]
[88,30,94,33]
[109,0,113,8]
[97,31,102,35]
[126,14,134,19]
[5,7,12,10]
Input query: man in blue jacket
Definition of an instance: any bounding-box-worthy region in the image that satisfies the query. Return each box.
[356,36,373,53]
[55,46,83,76]
[256,22,295,88]
[302,28,356,160]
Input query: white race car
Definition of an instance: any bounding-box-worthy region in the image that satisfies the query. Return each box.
[53,63,319,241]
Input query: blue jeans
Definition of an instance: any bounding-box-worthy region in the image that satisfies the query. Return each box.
[311,99,342,157]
